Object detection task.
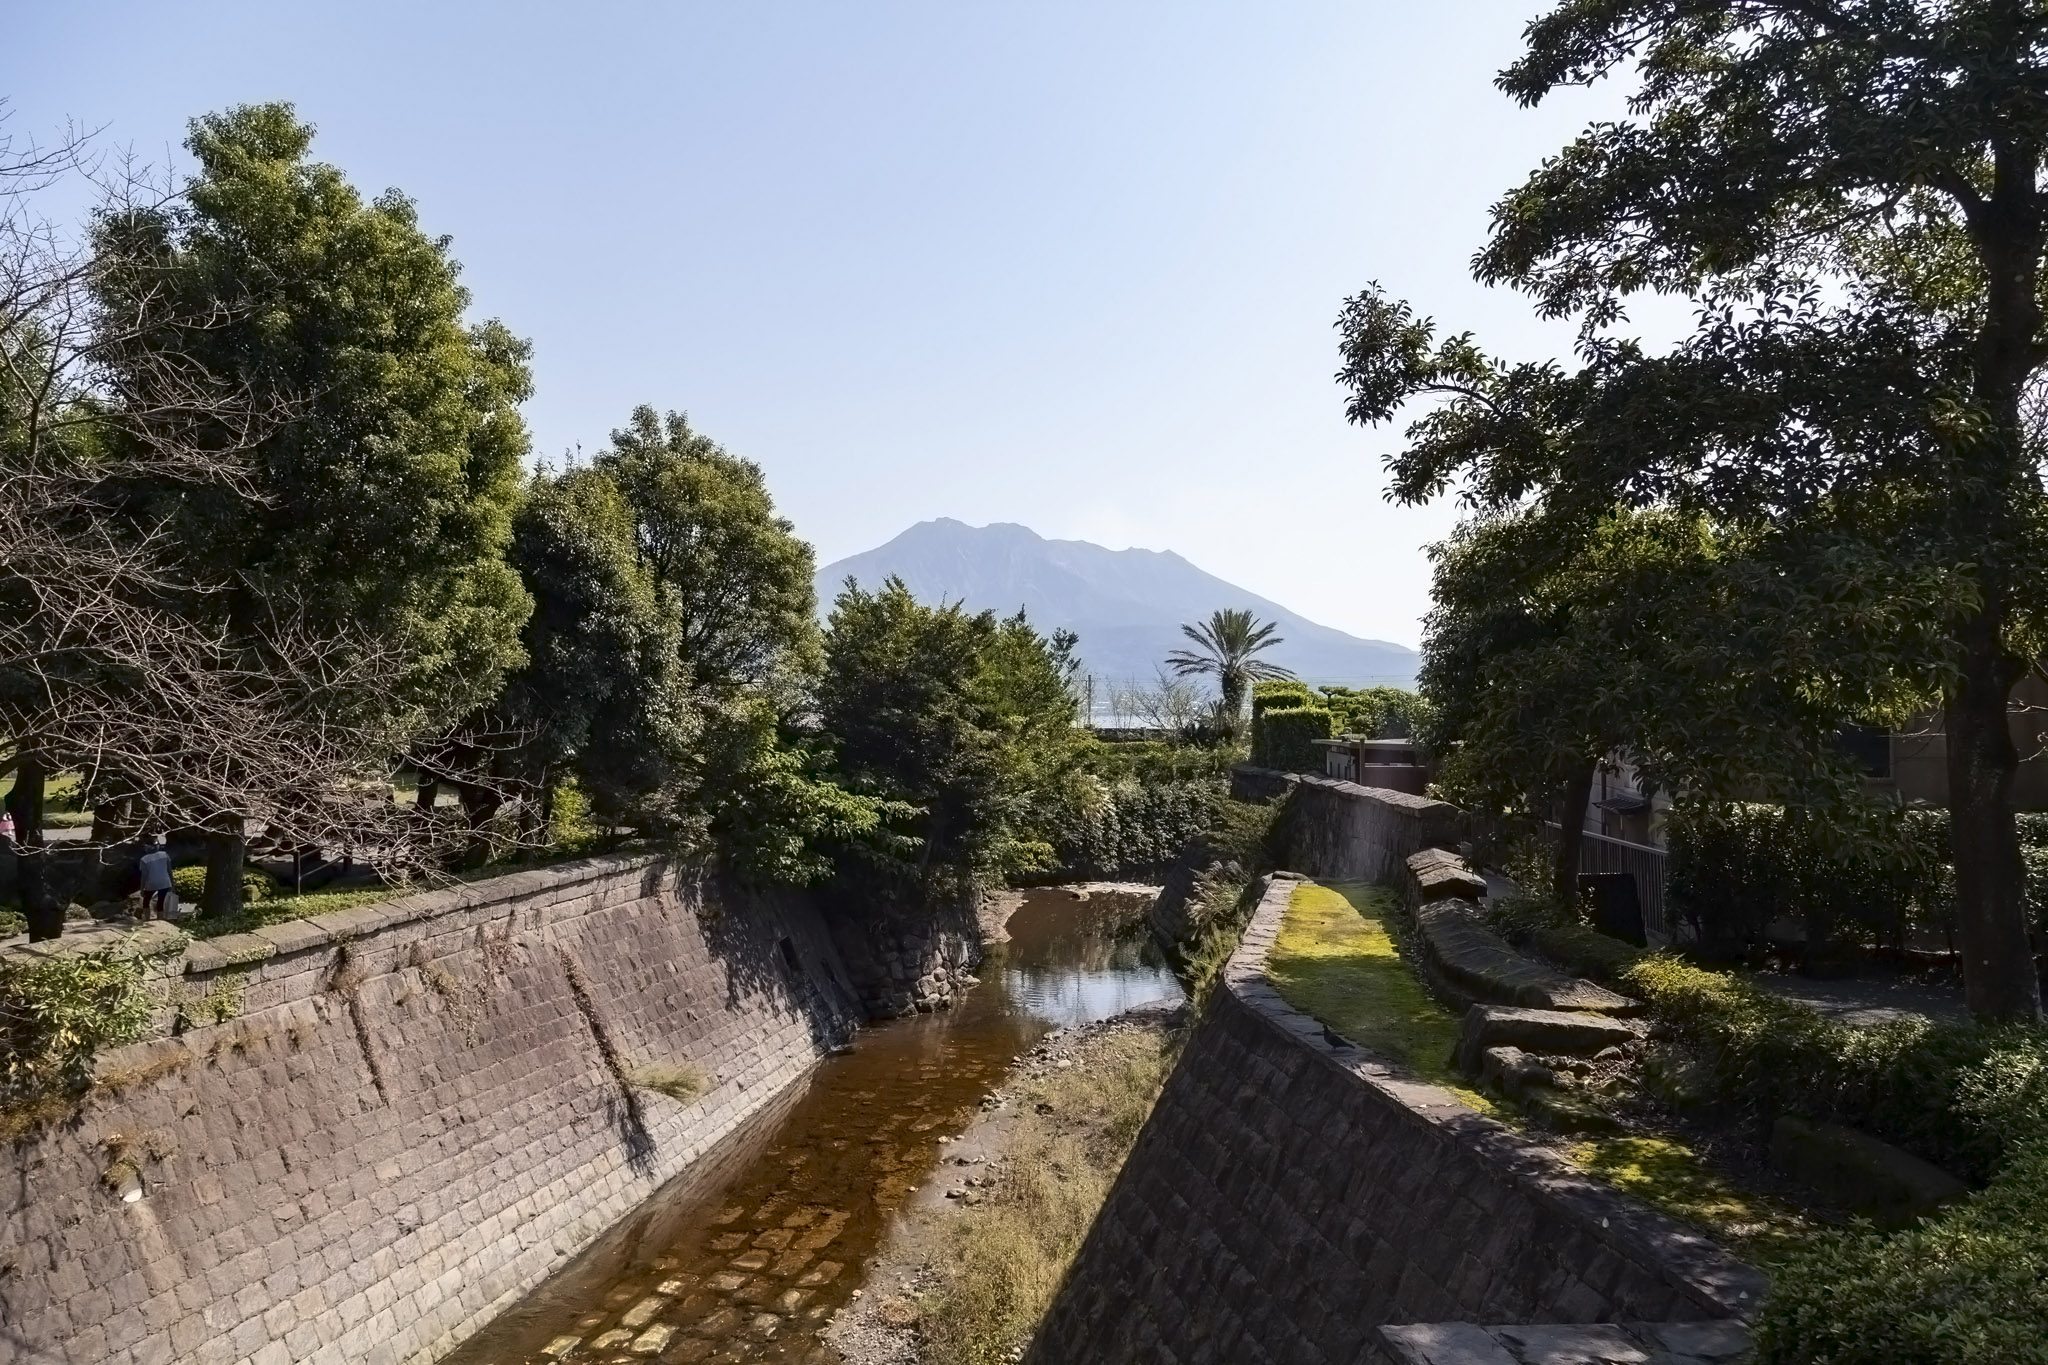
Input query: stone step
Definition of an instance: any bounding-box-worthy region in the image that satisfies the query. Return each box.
[1454,1004,1639,1075]
[1419,900,1639,1015]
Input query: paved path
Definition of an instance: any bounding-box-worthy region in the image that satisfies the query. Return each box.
[1749,969,1969,1028]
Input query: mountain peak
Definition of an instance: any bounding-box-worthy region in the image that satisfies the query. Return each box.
[817,521,1416,687]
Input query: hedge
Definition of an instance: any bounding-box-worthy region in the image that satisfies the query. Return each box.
[1250,680,1315,718]
[1621,956,2048,1184]
[1042,778,1222,879]
[1250,704,1333,773]
[1758,1137,2048,1364]
[1667,802,2048,955]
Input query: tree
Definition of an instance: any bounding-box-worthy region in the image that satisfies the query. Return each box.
[496,468,700,837]
[595,406,818,697]
[820,580,1081,894]
[96,104,535,913]
[0,108,411,937]
[1346,2,2048,1021]
[1165,609,1295,734]
[1341,289,1953,916]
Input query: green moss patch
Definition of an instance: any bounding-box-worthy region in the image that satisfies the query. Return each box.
[1265,881,1496,1115]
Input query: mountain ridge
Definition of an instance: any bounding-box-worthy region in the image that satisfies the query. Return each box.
[814,518,1418,687]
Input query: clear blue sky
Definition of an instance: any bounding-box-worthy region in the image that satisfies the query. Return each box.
[10,1,1676,649]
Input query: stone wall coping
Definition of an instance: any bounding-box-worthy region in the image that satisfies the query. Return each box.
[0,849,668,979]
[1223,875,1767,1324]
[1232,764,1463,817]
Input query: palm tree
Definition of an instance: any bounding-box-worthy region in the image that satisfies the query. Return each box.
[1165,609,1294,733]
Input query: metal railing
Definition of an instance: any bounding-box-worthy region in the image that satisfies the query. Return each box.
[1545,823,1670,935]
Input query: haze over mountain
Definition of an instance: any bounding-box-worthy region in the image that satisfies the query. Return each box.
[815,519,1419,688]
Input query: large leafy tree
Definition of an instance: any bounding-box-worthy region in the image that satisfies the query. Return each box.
[97,104,535,911]
[1350,1,2048,1021]
[1165,608,1295,734]
[820,579,1082,895]
[497,468,699,835]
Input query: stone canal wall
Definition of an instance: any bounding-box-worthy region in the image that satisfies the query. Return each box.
[1232,765,1468,885]
[1025,878,1763,1364]
[0,853,865,1365]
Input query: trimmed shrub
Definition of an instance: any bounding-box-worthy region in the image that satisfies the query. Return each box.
[1250,680,1315,718]
[1665,802,1953,956]
[1250,705,1334,773]
[1623,955,2048,1183]
[171,863,283,907]
[1758,1137,2048,1364]
[1315,684,1435,742]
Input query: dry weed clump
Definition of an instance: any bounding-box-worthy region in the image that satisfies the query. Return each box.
[919,1021,1181,1365]
[631,1062,710,1104]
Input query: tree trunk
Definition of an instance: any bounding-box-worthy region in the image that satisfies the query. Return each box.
[9,749,59,941]
[1554,759,1597,912]
[1945,637,2041,1021]
[415,777,439,812]
[202,815,247,919]
[90,793,139,846]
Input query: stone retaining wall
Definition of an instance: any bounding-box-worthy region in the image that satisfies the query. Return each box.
[1232,765,1467,884]
[1025,878,1763,1363]
[0,854,863,1365]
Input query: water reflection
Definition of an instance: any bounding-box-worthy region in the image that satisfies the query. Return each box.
[442,886,1180,1365]
[1000,890,1181,1027]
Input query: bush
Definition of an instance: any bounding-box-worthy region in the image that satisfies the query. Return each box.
[1,946,155,1100]
[1250,680,1314,718]
[1314,685,1435,741]
[1758,1137,2048,1364]
[170,863,282,907]
[1623,956,2048,1183]
[1250,705,1334,773]
[1665,802,1952,956]
[1038,777,1223,880]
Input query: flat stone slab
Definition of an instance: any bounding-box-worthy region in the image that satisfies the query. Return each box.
[1420,901,1638,1015]
[1455,1005,1638,1075]
[1769,1115,1968,1226]
[1407,848,1489,904]
[1380,1321,1750,1365]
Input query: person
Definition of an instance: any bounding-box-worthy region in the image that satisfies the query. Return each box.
[137,835,173,920]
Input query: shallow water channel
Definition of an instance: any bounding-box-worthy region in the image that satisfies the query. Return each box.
[446,886,1180,1365]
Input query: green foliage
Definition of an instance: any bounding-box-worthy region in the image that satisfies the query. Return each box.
[1249,704,1333,773]
[498,465,700,834]
[1314,685,1434,741]
[1623,956,2048,1185]
[1166,609,1294,732]
[1038,777,1222,879]
[1666,802,1956,955]
[1250,680,1314,717]
[546,777,598,851]
[0,946,155,1099]
[821,579,1083,892]
[108,102,534,724]
[170,864,280,906]
[1758,1137,2048,1365]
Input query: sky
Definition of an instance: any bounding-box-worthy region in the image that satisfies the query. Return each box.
[8,1,1683,650]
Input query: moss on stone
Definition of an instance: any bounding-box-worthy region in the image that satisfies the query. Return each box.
[1571,1136,1815,1264]
[1265,881,1496,1115]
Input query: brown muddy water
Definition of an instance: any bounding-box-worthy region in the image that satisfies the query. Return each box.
[445,886,1179,1365]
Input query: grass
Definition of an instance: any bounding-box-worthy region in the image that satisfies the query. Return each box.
[1264,880,1497,1115]
[184,886,397,939]
[919,1022,1182,1365]
[1571,1135,1819,1264]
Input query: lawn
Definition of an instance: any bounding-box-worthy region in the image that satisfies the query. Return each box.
[1264,880,1496,1114]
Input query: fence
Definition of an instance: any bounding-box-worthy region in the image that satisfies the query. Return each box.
[1546,823,1669,936]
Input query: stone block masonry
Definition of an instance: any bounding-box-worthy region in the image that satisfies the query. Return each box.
[1232,765,1469,885]
[0,853,867,1365]
[1025,878,1763,1363]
